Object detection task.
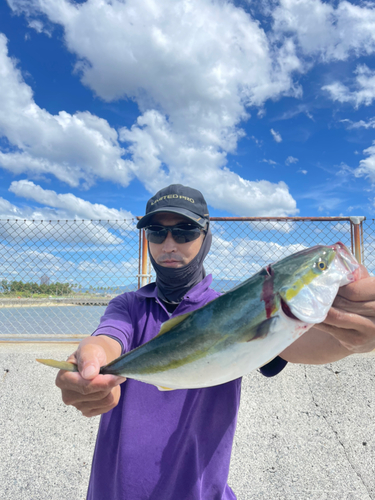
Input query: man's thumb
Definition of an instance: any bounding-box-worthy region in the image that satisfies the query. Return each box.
[76,343,106,380]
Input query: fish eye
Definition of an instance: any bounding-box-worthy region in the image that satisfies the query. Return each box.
[317,260,327,271]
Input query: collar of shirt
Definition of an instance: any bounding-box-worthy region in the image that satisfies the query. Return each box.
[135,274,215,314]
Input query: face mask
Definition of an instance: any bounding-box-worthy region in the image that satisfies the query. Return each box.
[148,226,212,304]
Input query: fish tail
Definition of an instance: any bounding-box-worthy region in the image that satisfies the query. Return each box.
[36,358,78,372]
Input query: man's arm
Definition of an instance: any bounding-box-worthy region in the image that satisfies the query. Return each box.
[280,327,352,364]
[280,265,375,364]
[55,335,125,418]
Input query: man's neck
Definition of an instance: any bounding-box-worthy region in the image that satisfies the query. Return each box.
[160,299,179,314]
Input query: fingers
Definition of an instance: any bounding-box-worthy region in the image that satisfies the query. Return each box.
[76,341,108,380]
[55,342,104,392]
[62,386,121,404]
[75,387,121,418]
[331,295,375,317]
[314,266,375,354]
[56,369,123,394]
[338,274,375,302]
[317,307,375,353]
[56,370,125,417]
[62,385,122,418]
[357,264,370,279]
[55,340,126,417]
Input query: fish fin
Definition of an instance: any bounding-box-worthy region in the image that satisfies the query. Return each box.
[156,312,191,337]
[246,316,279,342]
[156,385,175,391]
[36,358,78,372]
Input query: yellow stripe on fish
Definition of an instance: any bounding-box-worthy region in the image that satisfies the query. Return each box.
[283,268,318,302]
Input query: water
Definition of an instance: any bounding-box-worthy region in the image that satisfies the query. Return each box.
[0,306,107,336]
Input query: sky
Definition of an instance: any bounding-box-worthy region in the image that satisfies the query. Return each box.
[0,0,375,223]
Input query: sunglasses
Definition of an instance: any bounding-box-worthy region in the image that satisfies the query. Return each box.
[145,223,205,244]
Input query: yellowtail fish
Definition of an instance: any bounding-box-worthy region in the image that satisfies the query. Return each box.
[37,242,359,390]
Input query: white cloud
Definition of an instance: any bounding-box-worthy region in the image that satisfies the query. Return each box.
[276,105,314,121]
[0,240,140,293]
[261,159,277,165]
[330,221,351,234]
[0,196,132,246]
[4,0,301,216]
[273,0,375,62]
[0,181,136,245]
[4,0,375,223]
[285,156,298,165]
[207,234,306,280]
[119,110,298,216]
[298,169,308,174]
[250,135,262,147]
[0,34,133,188]
[322,65,375,108]
[8,180,134,220]
[270,128,282,142]
[0,198,125,245]
[12,0,301,124]
[342,117,375,129]
[0,197,24,218]
[27,19,51,36]
[354,142,375,184]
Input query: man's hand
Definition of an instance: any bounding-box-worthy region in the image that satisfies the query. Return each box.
[55,336,125,418]
[315,265,375,353]
[281,265,375,364]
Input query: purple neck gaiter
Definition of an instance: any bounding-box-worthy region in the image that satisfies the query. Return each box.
[149,227,212,304]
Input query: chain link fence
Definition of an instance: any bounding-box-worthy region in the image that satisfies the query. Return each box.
[363,219,375,273]
[0,219,138,340]
[0,217,370,340]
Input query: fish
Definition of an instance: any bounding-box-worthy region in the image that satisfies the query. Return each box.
[37,242,359,390]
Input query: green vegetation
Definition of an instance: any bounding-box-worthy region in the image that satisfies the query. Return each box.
[0,279,74,297]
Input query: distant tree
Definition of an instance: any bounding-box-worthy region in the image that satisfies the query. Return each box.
[0,279,73,296]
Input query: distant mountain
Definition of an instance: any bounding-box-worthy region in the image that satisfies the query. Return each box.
[76,279,241,296]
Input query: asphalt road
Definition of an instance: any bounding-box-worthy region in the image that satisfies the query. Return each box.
[1,343,374,500]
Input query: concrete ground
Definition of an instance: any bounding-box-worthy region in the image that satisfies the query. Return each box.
[1,343,374,500]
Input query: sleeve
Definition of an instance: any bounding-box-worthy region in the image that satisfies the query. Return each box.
[258,356,288,378]
[91,293,134,354]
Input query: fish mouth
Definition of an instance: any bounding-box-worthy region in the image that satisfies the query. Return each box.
[280,296,300,321]
[331,241,360,281]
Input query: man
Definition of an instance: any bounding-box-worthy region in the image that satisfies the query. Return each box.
[56,184,375,500]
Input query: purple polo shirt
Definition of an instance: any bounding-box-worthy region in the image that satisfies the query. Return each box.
[87,275,286,500]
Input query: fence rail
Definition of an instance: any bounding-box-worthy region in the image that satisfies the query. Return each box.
[0,216,373,339]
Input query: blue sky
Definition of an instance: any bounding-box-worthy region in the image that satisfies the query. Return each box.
[1,0,375,221]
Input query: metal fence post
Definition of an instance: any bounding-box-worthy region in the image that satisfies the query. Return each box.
[141,229,149,287]
[138,228,142,289]
[349,216,365,265]
[137,229,151,288]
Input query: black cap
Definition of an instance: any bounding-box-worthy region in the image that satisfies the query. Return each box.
[137,184,210,229]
